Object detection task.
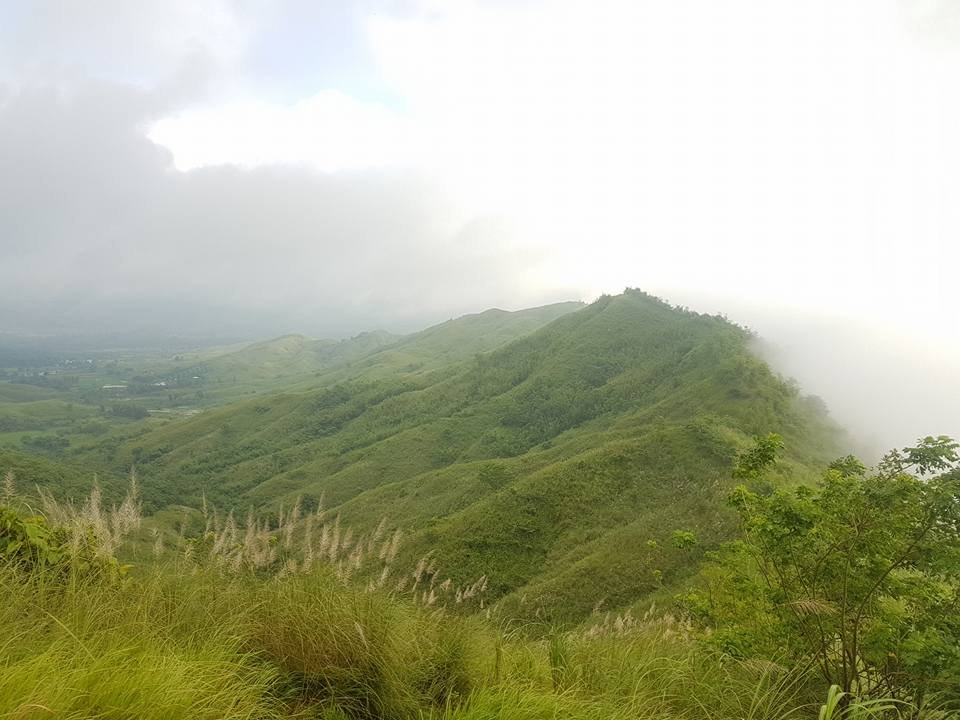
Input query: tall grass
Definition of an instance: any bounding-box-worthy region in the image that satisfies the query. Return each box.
[0,487,914,720]
[0,553,835,720]
[0,565,284,719]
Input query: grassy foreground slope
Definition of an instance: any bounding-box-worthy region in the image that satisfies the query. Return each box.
[73,291,841,621]
[0,556,826,720]
[5,445,957,719]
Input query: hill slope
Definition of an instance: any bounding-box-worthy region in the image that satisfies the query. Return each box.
[192,330,399,383]
[158,302,583,402]
[67,291,841,620]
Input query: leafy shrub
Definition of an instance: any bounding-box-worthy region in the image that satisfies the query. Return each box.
[0,504,128,580]
[0,505,71,571]
[685,435,960,703]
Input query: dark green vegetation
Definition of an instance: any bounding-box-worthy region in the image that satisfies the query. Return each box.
[3,289,959,717]
[686,435,960,704]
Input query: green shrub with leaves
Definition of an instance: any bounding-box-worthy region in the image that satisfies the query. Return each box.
[684,435,960,704]
[0,502,130,580]
[0,505,71,571]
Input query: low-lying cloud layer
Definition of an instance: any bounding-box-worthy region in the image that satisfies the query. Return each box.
[0,83,562,338]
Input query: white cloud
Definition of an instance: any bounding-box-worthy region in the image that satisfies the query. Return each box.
[362,0,960,326]
[149,91,407,172]
[0,0,250,87]
[145,1,960,353]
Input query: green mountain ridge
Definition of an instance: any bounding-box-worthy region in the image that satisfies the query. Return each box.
[57,290,841,621]
[191,329,401,385]
[169,302,584,401]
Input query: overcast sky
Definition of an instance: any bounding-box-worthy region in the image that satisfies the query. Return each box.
[0,0,958,449]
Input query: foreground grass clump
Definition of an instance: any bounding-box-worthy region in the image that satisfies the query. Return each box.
[0,566,284,719]
[0,564,832,720]
[250,571,484,717]
[0,553,829,720]
[0,556,491,719]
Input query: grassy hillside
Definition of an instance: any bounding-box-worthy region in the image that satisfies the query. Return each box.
[0,383,62,402]
[247,301,588,390]
[171,302,584,398]
[65,291,841,621]
[0,448,102,501]
[180,330,400,394]
[0,302,581,480]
